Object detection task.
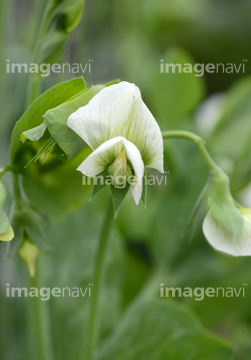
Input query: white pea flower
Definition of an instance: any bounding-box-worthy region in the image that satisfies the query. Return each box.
[67,82,164,205]
[203,208,251,256]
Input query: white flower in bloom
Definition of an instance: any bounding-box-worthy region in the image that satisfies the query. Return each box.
[67,82,164,205]
[203,208,251,256]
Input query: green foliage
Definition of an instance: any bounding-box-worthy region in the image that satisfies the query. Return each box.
[9,78,101,221]
[92,170,147,216]
[21,146,92,220]
[210,77,251,190]
[91,169,108,198]
[21,122,47,142]
[35,0,86,64]
[10,77,86,166]
[97,299,234,360]
[44,85,104,160]
[151,47,205,128]
[9,80,118,222]
[10,199,47,253]
[110,183,130,218]
[1,1,251,359]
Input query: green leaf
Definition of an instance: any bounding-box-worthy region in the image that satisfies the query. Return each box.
[10,77,86,165]
[214,76,251,134]
[36,0,86,64]
[209,76,251,189]
[21,146,92,221]
[122,241,153,308]
[21,122,47,142]
[91,169,108,199]
[209,170,244,238]
[110,183,130,218]
[44,85,105,160]
[152,47,205,127]
[97,299,234,360]
[11,201,48,250]
[92,167,133,214]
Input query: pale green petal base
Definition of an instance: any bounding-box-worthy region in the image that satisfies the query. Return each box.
[203,209,251,256]
[77,136,144,205]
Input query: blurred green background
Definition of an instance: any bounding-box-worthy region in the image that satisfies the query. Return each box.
[1,0,251,359]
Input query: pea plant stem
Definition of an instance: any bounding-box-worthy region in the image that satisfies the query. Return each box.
[0,165,15,177]
[29,256,54,360]
[12,172,22,205]
[25,0,53,107]
[84,201,114,360]
[12,173,55,360]
[162,130,220,171]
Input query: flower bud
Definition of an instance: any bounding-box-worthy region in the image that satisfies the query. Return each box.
[108,152,132,188]
[19,239,39,277]
[207,168,244,238]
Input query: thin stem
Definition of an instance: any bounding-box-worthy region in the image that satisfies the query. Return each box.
[25,0,53,107]
[13,174,55,360]
[84,201,114,360]
[28,255,54,360]
[162,130,220,171]
[19,3,55,360]
[196,141,220,171]
[12,172,23,205]
[0,165,15,177]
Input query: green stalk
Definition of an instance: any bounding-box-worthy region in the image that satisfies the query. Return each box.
[83,201,114,360]
[11,3,56,360]
[25,0,54,107]
[0,0,6,110]
[12,172,23,205]
[13,173,54,360]
[162,130,220,171]
[0,165,16,177]
[28,255,54,360]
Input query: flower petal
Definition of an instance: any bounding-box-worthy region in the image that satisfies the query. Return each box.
[202,209,251,256]
[67,82,163,172]
[125,85,164,173]
[77,136,144,205]
[123,139,144,205]
[77,137,124,176]
[67,82,136,150]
